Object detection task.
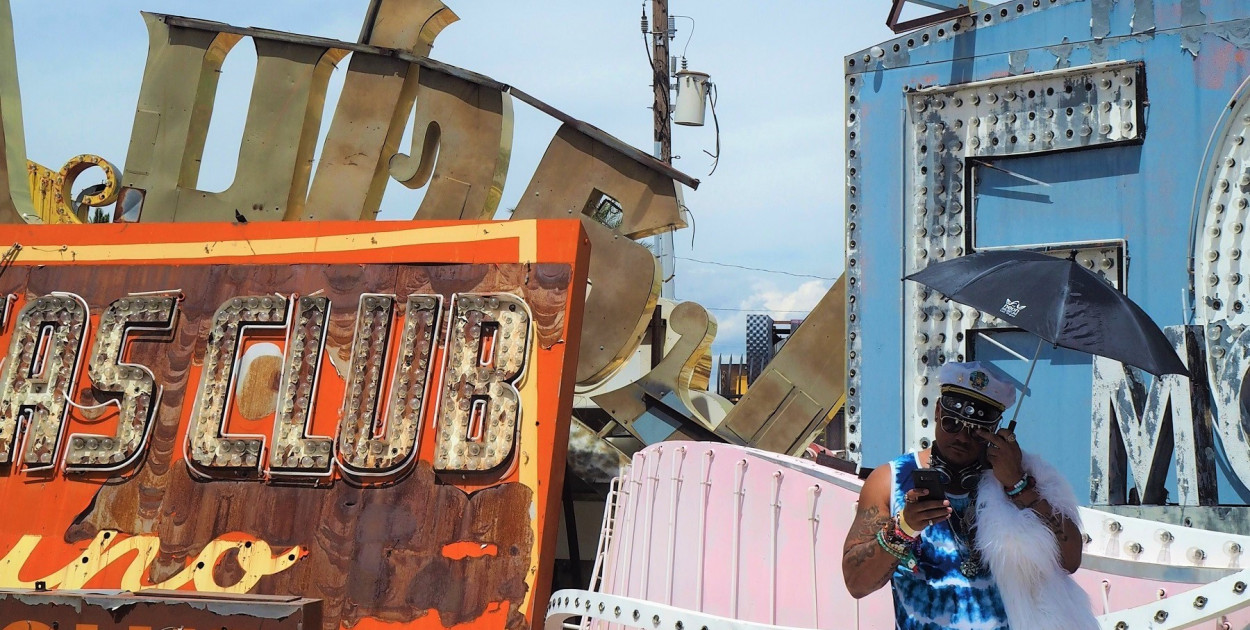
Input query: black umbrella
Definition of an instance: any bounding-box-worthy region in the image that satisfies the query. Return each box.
[904,249,1188,428]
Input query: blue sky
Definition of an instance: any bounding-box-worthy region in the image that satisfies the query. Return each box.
[10,1,895,356]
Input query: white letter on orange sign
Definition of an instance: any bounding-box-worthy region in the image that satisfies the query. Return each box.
[434,294,531,472]
[65,295,179,472]
[0,294,89,469]
[337,294,441,476]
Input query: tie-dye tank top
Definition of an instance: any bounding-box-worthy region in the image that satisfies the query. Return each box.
[888,452,1009,630]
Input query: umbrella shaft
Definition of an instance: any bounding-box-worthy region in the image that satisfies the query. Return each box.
[1006,337,1045,432]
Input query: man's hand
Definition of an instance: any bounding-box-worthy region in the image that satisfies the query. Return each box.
[901,488,952,531]
[978,427,1025,488]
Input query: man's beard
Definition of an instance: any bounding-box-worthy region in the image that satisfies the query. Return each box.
[930,441,985,492]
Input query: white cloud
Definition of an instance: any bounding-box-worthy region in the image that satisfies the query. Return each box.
[707,278,834,357]
[741,278,831,319]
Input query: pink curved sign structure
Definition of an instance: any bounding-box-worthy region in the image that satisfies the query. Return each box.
[549,443,1250,630]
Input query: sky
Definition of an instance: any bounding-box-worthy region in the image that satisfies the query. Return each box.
[8,1,896,357]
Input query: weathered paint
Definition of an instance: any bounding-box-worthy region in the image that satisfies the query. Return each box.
[0,219,589,630]
[846,0,1250,511]
[0,590,322,629]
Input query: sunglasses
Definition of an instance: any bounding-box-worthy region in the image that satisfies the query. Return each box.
[938,410,999,438]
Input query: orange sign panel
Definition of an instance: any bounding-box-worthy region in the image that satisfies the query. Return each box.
[0,219,589,630]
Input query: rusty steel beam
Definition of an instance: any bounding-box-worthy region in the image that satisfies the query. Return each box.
[0,589,322,628]
[153,14,699,191]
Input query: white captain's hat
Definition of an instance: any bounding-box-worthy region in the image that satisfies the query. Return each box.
[937,361,1017,422]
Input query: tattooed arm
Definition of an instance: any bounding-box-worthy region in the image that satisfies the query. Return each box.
[842,465,901,599]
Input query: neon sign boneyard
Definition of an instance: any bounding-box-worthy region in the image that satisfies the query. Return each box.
[0,291,532,479]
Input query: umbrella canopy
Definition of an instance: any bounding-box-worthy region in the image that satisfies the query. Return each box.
[904,249,1188,377]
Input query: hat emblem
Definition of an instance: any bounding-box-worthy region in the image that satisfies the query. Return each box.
[969,370,989,391]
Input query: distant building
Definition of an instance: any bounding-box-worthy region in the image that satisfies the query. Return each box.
[717,314,806,402]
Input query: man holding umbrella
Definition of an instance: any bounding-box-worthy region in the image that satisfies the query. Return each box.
[841,361,1095,630]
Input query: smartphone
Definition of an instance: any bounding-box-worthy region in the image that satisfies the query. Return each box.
[911,468,946,503]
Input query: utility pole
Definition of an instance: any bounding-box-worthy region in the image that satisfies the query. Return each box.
[650,0,678,298]
[651,0,671,164]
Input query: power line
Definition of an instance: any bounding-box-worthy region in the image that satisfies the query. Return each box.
[676,256,836,281]
[704,307,812,314]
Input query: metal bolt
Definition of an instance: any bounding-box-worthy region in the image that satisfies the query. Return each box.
[1115,621,1128,630]
[1234,581,1246,594]
[1154,611,1168,623]
[1195,596,1208,609]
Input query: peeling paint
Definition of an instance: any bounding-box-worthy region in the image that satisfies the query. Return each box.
[1047,37,1075,68]
[1132,0,1156,34]
[1008,50,1029,75]
[1089,40,1112,63]
[1211,22,1250,50]
[1180,0,1206,56]
[1091,0,1114,40]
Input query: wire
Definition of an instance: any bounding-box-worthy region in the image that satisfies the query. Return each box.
[675,256,836,280]
[671,15,696,59]
[703,82,720,176]
[704,307,813,314]
[684,204,697,248]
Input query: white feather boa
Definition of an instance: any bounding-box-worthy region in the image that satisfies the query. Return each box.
[973,452,1098,630]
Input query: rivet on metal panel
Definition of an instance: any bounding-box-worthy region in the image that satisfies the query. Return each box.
[1236,581,1248,594]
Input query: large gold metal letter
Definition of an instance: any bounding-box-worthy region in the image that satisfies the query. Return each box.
[122,15,345,223]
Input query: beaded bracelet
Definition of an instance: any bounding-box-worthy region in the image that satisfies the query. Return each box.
[876,528,919,571]
[896,511,921,539]
[893,523,917,544]
[1005,473,1032,497]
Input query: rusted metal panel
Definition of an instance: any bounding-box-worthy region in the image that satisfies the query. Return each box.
[0,589,321,629]
[0,219,589,630]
